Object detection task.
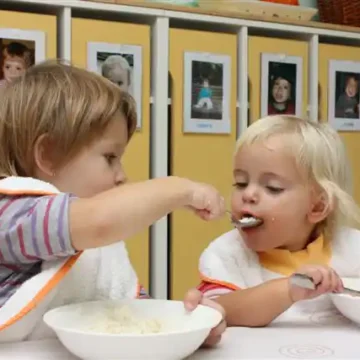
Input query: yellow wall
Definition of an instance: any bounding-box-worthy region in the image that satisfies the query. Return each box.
[248,36,308,123]
[169,29,237,299]
[72,18,151,289]
[0,11,56,59]
[319,44,360,204]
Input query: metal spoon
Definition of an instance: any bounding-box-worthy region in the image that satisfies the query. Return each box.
[226,211,263,229]
[290,273,360,297]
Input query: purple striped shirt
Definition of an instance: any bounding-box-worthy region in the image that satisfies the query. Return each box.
[0,194,76,306]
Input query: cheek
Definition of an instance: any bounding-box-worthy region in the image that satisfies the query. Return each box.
[230,191,242,212]
[270,193,310,222]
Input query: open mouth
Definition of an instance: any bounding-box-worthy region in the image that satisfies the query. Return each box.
[239,213,264,229]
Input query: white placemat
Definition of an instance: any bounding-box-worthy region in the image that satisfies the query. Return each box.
[189,324,360,359]
[0,339,76,360]
[1,323,360,360]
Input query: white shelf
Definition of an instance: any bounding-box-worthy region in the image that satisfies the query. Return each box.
[2,0,360,43]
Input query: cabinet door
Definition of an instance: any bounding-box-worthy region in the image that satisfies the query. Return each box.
[169,28,237,299]
[72,18,151,289]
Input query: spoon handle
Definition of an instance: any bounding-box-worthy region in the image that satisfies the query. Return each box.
[291,273,360,296]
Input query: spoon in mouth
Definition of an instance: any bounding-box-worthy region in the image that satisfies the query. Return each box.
[226,211,263,229]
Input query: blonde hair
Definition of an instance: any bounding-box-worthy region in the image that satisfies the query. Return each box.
[0,59,137,177]
[235,115,360,240]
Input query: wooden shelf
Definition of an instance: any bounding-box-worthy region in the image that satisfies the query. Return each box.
[83,0,360,35]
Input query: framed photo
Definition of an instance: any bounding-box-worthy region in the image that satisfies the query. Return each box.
[183,51,231,134]
[87,42,143,129]
[0,28,45,87]
[261,53,303,118]
[328,60,360,131]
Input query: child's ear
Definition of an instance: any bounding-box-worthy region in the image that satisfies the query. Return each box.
[33,134,58,177]
[307,192,332,225]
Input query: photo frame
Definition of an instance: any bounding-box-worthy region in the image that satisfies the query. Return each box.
[0,28,45,86]
[261,53,303,118]
[87,42,143,129]
[328,60,360,131]
[183,51,231,134]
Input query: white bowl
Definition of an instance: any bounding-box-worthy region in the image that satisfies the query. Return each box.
[331,277,360,326]
[43,299,222,360]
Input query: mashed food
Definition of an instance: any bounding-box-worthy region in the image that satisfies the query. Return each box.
[85,305,163,334]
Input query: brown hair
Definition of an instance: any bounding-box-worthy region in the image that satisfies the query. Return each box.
[0,59,137,177]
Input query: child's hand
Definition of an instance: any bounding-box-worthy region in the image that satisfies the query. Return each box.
[183,288,226,347]
[185,181,225,221]
[289,265,343,302]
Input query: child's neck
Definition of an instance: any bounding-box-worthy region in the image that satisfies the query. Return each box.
[277,229,319,252]
[273,102,286,111]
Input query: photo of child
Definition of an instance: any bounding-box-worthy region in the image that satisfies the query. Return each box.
[261,53,303,118]
[87,42,143,129]
[0,39,34,87]
[328,60,360,131]
[97,52,134,95]
[334,72,360,119]
[191,60,223,120]
[267,62,296,115]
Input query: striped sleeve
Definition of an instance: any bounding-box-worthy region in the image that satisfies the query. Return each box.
[197,280,234,299]
[138,285,150,299]
[0,194,76,264]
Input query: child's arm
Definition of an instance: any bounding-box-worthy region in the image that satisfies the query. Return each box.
[214,278,293,327]
[70,176,223,250]
[0,176,223,262]
[215,265,343,327]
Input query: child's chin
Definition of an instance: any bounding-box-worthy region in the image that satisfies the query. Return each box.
[242,236,267,252]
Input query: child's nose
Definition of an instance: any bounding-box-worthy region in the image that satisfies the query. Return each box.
[241,186,258,204]
[115,171,127,186]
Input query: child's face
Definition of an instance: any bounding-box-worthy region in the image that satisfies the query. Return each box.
[106,66,130,92]
[2,56,27,83]
[45,116,128,198]
[203,80,209,88]
[231,135,317,252]
[345,78,358,98]
[272,78,291,103]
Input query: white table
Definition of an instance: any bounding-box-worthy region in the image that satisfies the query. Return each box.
[1,320,360,360]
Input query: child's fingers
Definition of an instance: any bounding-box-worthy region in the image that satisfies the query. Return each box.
[301,266,323,286]
[208,318,227,338]
[305,266,339,294]
[333,271,344,293]
[183,288,202,311]
[328,268,341,292]
[201,297,226,320]
[202,334,222,347]
[314,266,332,293]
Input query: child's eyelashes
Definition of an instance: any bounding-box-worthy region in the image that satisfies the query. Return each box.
[232,182,247,189]
[266,186,284,194]
[232,182,284,194]
[104,153,118,165]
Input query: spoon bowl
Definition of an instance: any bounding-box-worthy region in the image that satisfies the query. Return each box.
[226,211,264,229]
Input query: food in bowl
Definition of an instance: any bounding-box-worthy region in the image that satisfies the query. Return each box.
[43,299,223,360]
[84,304,163,334]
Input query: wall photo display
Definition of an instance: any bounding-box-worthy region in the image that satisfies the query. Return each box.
[87,42,143,129]
[0,28,45,87]
[183,51,231,134]
[328,60,360,132]
[261,53,303,118]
